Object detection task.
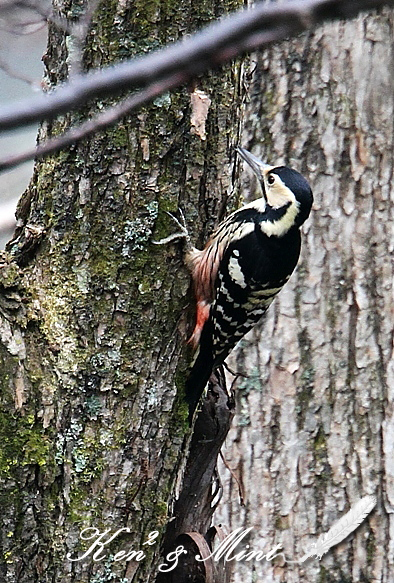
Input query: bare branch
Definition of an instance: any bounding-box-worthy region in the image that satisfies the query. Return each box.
[0,72,185,172]
[0,18,46,35]
[1,0,392,131]
[0,0,393,171]
[0,0,50,34]
[0,55,41,88]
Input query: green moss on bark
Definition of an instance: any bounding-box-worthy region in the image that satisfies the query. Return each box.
[0,0,244,580]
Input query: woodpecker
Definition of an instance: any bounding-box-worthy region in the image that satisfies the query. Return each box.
[184,147,313,418]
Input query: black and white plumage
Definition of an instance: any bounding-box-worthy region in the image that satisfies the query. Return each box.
[185,147,313,418]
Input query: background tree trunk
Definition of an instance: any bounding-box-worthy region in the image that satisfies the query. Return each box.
[0,0,243,581]
[214,7,394,583]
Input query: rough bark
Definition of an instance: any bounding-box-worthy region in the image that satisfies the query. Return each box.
[214,7,394,583]
[0,0,243,581]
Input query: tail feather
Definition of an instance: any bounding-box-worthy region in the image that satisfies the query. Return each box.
[185,321,214,421]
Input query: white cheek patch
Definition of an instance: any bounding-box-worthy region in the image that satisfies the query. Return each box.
[267,182,295,208]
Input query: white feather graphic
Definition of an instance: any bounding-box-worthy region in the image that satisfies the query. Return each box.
[298,495,376,562]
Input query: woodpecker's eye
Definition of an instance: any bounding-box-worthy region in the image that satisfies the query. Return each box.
[267,174,276,185]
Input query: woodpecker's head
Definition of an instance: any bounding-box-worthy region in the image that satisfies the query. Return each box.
[236,147,313,232]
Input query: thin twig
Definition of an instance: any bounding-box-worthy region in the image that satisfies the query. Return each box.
[0,20,47,35]
[0,0,391,132]
[0,72,185,172]
[219,451,245,507]
[0,56,41,88]
[0,0,49,34]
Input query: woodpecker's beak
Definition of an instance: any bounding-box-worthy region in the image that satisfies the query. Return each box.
[236,147,272,202]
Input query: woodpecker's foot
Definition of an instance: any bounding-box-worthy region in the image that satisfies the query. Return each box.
[152,210,192,247]
[222,362,248,379]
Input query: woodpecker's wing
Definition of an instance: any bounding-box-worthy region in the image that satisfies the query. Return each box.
[186,209,258,348]
[210,250,279,366]
[209,208,297,365]
[185,216,280,418]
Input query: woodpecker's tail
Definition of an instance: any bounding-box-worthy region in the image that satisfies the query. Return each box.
[185,321,214,421]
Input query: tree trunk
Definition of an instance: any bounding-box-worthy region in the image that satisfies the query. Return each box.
[0,0,243,581]
[214,7,394,583]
